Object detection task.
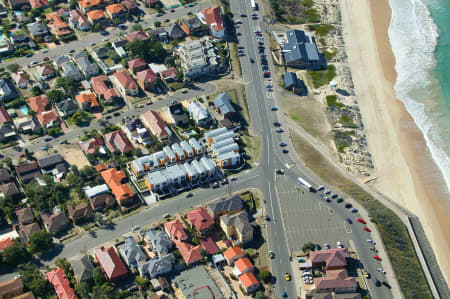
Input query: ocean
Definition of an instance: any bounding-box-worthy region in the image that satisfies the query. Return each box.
[388,0,450,193]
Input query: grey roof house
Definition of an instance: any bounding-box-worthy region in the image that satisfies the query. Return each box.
[37,153,68,175]
[119,236,147,268]
[167,23,186,40]
[94,46,109,59]
[166,103,188,126]
[61,61,83,81]
[207,195,243,219]
[0,78,19,102]
[145,229,173,255]
[70,255,94,283]
[283,72,306,95]
[27,22,49,38]
[220,211,254,244]
[138,253,175,279]
[14,117,41,134]
[56,98,79,117]
[76,55,99,79]
[213,92,236,119]
[0,124,17,142]
[54,55,71,66]
[283,29,324,70]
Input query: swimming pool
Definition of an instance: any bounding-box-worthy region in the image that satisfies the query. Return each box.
[19,106,29,115]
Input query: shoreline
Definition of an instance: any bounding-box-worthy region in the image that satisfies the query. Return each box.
[340,0,450,285]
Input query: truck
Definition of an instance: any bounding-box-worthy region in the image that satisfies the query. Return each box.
[297,177,316,192]
[250,0,258,10]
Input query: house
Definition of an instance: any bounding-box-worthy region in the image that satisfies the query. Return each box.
[314,269,357,293]
[70,255,94,283]
[145,229,173,255]
[217,151,240,168]
[46,268,77,299]
[89,193,115,211]
[146,0,159,7]
[233,257,255,276]
[138,253,175,279]
[166,103,188,126]
[121,0,138,14]
[0,168,12,184]
[283,29,323,70]
[136,69,158,92]
[160,0,180,9]
[105,3,125,20]
[148,63,167,75]
[113,69,139,96]
[54,55,71,66]
[0,4,7,17]
[174,239,202,265]
[12,71,30,89]
[61,61,83,81]
[75,93,100,110]
[207,195,243,219]
[94,46,109,59]
[199,236,218,255]
[86,9,107,25]
[37,154,67,175]
[164,218,187,241]
[0,182,20,198]
[0,277,24,299]
[78,0,109,13]
[213,92,236,119]
[69,9,91,31]
[45,12,72,37]
[112,39,127,58]
[119,236,147,268]
[239,272,260,294]
[142,110,169,142]
[125,30,149,42]
[27,94,50,114]
[159,67,177,83]
[180,17,206,37]
[223,246,245,266]
[0,79,19,102]
[15,162,42,184]
[187,101,211,127]
[30,0,48,9]
[79,137,105,155]
[197,6,225,38]
[0,39,13,55]
[67,202,93,224]
[18,222,41,243]
[128,58,148,74]
[9,34,30,49]
[220,211,253,244]
[172,266,224,299]
[0,124,17,143]
[40,211,70,234]
[56,98,79,117]
[100,168,134,206]
[166,23,186,40]
[36,65,55,80]
[283,72,306,95]
[27,22,49,39]
[177,39,220,79]
[186,207,214,234]
[76,57,99,79]
[14,117,41,134]
[124,118,151,144]
[310,248,350,271]
[91,75,120,104]
[104,130,133,154]
[94,246,128,281]
[16,207,34,225]
[8,0,30,9]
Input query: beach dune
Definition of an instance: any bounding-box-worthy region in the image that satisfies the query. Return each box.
[340,0,450,285]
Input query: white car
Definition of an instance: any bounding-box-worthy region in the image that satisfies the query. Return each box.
[337,241,344,248]
[367,238,373,243]
[102,37,109,42]
[88,42,96,46]
[230,176,237,181]
[377,267,386,274]
[131,225,140,231]
[42,49,48,53]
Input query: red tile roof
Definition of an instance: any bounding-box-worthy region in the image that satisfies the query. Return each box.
[125,30,149,42]
[12,72,30,86]
[113,70,138,90]
[95,163,107,172]
[224,246,244,261]
[27,95,50,114]
[0,277,23,298]
[78,0,106,9]
[199,236,219,255]
[76,93,99,108]
[94,246,128,281]
[37,64,55,77]
[239,272,259,289]
[164,218,188,241]
[100,168,134,204]
[37,110,58,126]
[199,6,224,31]
[103,130,133,153]
[46,12,71,36]
[0,237,14,251]
[0,108,11,123]
[186,207,214,232]
[128,58,147,72]
[234,257,253,273]
[91,75,118,100]
[174,240,202,265]
[105,3,124,15]
[46,268,78,299]
[142,110,168,138]
[80,137,103,154]
[160,67,177,80]
[121,0,137,10]
[30,0,48,8]
[87,9,105,21]
[314,269,357,290]
[137,69,157,84]
[310,248,350,269]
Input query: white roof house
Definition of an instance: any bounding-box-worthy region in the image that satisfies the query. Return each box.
[216,143,239,155]
[201,157,216,176]
[189,138,204,155]
[183,162,198,180]
[163,146,177,163]
[192,159,207,178]
[205,127,228,139]
[165,164,186,183]
[83,184,110,199]
[180,140,194,158]
[211,138,235,152]
[171,143,185,161]
[212,131,235,144]
[187,101,210,125]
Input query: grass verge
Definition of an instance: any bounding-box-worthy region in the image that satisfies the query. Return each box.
[242,135,262,166]
[290,131,432,299]
[308,65,336,89]
[229,42,242,77]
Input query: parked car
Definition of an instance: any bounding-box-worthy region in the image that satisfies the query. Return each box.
[373,255,382,261]
[370,247,378,253]
[282,149,289,154]
[324,243,330,249]
[113,112,120,117]
[382,281,392,289]
[279,142,287,147]
[285,273,291,281]
[377,267,386,274]
[357,218,367,224]
[273,121,281,127]
[88,42,96,46]
[275,128,284,133]
[363,227,371,232]
[44,136,52,141]
[269,251,275,259]
[346,218,353,224]
[363,270,370,278]
[132,225,140,231]
[336,241,344,248]
[271,107,278,111]
[351,208,358,213]
[374,277,381,286]
[250,58,254,63]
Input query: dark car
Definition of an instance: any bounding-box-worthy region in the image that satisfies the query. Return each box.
[113,112,120,117]
[273,121,281,127]
[271,107,278,111]
[265,215,270,221]
[345,203,352,208]
[382,281,392,289]
[240,14,247,17]
[250,58,254,63]
[374,278,381,287]
[282,149,289,154]
[106,115,112,119]
[275,128,284,133]
[346,218,353,224]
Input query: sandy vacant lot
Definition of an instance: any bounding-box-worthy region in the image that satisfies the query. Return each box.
[55,143,90,169]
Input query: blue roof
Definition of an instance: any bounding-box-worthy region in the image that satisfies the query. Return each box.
[283,29,320,63]
[213,93,236,115]
[283,72,305,89]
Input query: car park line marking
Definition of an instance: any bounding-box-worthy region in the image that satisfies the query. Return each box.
[345,221,353,233]
[328,208,334,215]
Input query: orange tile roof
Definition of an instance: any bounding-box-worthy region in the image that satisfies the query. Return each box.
[200,6,224,31]
[37,110,58,126]
[0,237,14,251]
[27,94,49,114]
[78,0,104,8]
[142,110,168,138]
[114,69,138,90]
[76,93,99,108]
[239,272,259,289]
[164,218,188,241]
[87,9,105,20]
[106,3,124,15]
[101,168,133,204]
[91,75,119,100]
[174,240,202,265]
[46,12,72,36]
[95,163,107,172]
[186,207,214,231]
[234,257,253,272]
[46,268,78,299]
[224,246,244,261]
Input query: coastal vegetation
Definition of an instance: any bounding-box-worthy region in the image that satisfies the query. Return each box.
[308,65,336,88]
[307,24,335,37]
[290,132,432,299]
[326,95,345,108]
[270,0,320,24]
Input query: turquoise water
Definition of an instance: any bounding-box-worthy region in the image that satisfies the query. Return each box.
[388,0,450,193]
[19,106,29,115]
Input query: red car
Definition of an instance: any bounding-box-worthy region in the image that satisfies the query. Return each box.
[363,227,371,232]
[170,9,175,12]
[357,218,366,224]
[373,255,382,261]
[19,153,25,158]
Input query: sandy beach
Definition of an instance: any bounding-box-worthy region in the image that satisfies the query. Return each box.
[340,0,450,284]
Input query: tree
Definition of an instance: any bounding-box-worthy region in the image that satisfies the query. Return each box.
[75,282,91,299]
[112,18,121,26]
[126,39,167,63]
[107,50,120,63]
[164,55,176,67]
[176,70,184,82]
[154,21,161,27]
[302,242,316,252]
[92,283,114,298]
[18,263,52,298]
[24,149,34,161]
[48,0,57,8]
[93,267,106,286]
[69,0,77,9]
[28,230,54,254]
[134,276,149,291]
[255,291,267,299]
[2,239,31,267]
[258,270,272,283]
[6,64,19,73]
[55,77,80,96]
[31,86,43,96]
[28,8,42,18]
[131,24,142,31]
[47,89,66,103]
[93,23,103,32]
